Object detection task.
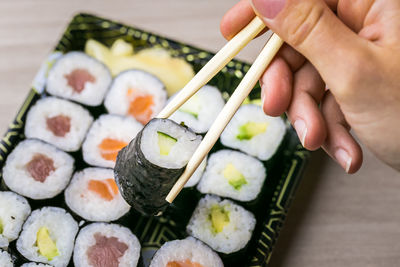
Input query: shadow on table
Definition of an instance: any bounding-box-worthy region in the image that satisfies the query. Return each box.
[268,149,328,267]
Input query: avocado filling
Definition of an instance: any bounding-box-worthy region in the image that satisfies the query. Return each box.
[157,131,177,156]
[179,95,200,119]
[209,205,230,233]
[0,218,3,234]
[36,227,59,261]
[236,122,268,140]
[223,163,247,190]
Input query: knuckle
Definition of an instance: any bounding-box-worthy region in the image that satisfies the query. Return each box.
[338,50,377,97]
[285,3,325,47]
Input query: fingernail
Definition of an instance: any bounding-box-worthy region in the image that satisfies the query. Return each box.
[251,0,286,19]
[294,120,307,146]
[261,87,266,110]
[335,148,352,173]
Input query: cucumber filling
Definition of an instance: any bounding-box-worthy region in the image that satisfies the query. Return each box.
[179,95,200,119]
[236,121,268,140]
[0,218,3,234]
[223,163,247,190]
[157,131,177,156]
[36,227,59,261]
[209,205,230,233]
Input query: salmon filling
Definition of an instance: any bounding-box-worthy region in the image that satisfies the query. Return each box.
[46,115,71,137]
[64,68,96,93]
[167,260,205,267]
[126,89,154,124]
[87,233,128,267]
[88,179,119,201]
[98,138,128,162]
[26,154,55,183]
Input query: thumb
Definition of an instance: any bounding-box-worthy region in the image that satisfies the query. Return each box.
[251,0,371,96]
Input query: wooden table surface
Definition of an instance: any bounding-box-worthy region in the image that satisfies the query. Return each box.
[1,1,400,266]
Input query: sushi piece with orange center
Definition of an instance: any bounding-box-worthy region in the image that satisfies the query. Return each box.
[97,138,128,162]
[104,70,167,126]
[126,88,155,124]
[167,260,204,267]
[88,178,119,201]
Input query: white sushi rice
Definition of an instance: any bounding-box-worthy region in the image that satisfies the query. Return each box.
[82,114,143,168]
[150,236,223,267]
[0,250,13,267]
[141,119,202,169]
[65,168,130,222]
[46,52,112,106]
[2,139,75,200]
[169,85,225,133]
[220,104,286,161]
[17,207,78,267]
[197,150,266,201]
[24,97,93,152]
[0,191,31,248]
[187,195,256,254]
[184,156,207,188]
[104,70,167,123]
[73,223,140,267]
[21,263,53,267]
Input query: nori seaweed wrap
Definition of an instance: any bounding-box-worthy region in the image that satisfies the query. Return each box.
[114,118,201,216]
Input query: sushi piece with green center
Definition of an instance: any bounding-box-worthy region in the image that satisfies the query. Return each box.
[157,131,177,156]
[221,104,286,160]
[222,163,248,190]
[115,118,202,216]
[187,195,256,254]
[169,85,225,133]
[36,227,59,261]
[236,121,268,140]
[209,205,230,233]
[197,150,266,202]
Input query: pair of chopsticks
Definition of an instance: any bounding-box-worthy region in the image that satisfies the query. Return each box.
[156,16,284,203]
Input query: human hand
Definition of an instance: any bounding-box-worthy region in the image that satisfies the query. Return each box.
[221,0,400,173]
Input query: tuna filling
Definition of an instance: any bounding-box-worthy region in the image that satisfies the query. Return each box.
[26,154,55,183]
[46,115,71,137]
[64,68,96,93]
[87,233,128,267]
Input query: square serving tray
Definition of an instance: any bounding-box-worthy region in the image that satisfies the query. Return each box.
[0,13,310,267]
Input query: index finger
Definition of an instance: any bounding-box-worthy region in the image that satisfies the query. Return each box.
[220,0,260,40]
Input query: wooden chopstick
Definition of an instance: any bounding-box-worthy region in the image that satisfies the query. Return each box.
[166,33,284,203]
[157,16,265,119]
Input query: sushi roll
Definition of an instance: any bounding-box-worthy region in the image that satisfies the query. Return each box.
[149,237,223,267]
[21,263,53,267]
[220,104,286,161]
[104,70,167,124]
[0,191,31,248]
[169,85,225,133]
[186,195,256,254]
[65,168,130,222]
[73,223,141,267]
[2,139,74,200]
[24,97,93,152]
[82,114,143,168]
[115,118,202,216]
[197,150,266,202]
[0,250,14,267]
[16,207,78,267]
[46,51,112,106]
[184,156,207,188]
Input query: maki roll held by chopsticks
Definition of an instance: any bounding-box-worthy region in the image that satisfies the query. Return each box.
[114,118,201,216]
